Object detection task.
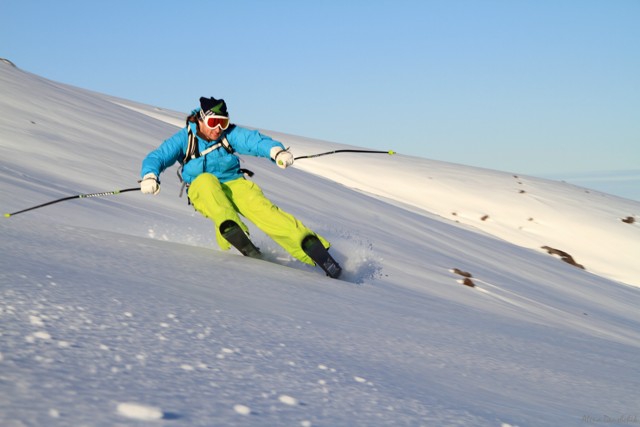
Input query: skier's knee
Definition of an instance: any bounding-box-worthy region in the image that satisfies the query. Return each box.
[191,173,220,189]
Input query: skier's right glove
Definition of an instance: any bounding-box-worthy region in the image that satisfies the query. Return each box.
[140,173,160,195]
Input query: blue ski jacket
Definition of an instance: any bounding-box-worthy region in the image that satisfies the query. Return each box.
[141,121,285,184]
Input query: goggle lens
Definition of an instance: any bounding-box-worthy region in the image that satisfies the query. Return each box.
[205,116,229,129]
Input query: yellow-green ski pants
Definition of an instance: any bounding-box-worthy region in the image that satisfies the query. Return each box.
[188,173,329,265]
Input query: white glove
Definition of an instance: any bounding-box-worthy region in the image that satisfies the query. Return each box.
[270,147,294,169]
[140,173,160,195]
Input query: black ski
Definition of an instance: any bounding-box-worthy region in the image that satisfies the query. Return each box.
[220,223,341,278]
[302,235,342,279]
[220,220,261,258]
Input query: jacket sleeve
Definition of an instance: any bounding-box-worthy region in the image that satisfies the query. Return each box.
[227,126,285,159]
[140,128,187,178]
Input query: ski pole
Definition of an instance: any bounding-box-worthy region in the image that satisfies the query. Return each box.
[294,149,396,161]
[4,187,140,218]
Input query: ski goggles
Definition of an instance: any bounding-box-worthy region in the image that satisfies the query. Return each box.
[200,110,230,130]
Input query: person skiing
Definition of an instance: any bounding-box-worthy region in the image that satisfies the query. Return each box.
[139,96,341,277]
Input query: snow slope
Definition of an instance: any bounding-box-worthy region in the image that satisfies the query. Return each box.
[1,60,640,427]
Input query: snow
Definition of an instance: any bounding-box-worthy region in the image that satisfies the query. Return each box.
[1,60,639,426]
[117,402,164,421]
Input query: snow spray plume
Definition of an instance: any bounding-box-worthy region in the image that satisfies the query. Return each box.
[4,187,140,217]
[294,149,396,161]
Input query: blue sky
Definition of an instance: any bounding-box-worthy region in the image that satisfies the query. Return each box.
[2,0,639,177]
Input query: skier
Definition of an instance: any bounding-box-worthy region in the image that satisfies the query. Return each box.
[139,97,341,277]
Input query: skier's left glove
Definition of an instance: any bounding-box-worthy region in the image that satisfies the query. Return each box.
[270,147,294,169]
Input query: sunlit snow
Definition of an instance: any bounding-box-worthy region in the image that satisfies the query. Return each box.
[1,59,639,426]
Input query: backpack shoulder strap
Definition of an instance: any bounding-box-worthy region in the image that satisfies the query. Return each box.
[221,136,233,154]
[183,122,199,165]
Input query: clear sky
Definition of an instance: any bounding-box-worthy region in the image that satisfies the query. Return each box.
[2,0,639,176]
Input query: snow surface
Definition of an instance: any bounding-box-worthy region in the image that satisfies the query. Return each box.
[1,60,639,426]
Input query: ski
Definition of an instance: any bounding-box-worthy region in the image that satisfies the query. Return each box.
[302,235,342,279]
[220,220,261,258]
[220,223,342,279]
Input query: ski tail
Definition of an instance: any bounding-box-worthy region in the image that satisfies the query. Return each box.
[220,220,261,258]
[302,235,342,279]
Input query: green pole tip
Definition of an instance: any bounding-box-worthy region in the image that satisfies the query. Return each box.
[388,150,396,155]
[4,213,11,218]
